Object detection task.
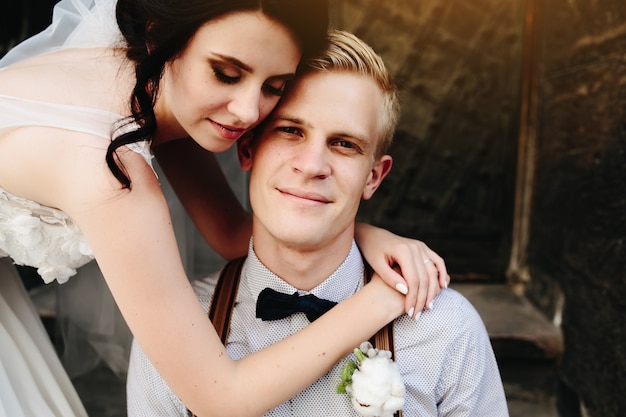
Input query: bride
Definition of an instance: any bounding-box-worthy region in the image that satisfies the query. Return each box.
[0,0,447,415]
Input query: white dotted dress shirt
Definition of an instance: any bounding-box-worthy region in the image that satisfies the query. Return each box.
[127,241,509,416]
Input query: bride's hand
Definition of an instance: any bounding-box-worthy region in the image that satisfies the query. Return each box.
[355,223,449,318]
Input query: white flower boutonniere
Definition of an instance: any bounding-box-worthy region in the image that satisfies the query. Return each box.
[337,342,405,417]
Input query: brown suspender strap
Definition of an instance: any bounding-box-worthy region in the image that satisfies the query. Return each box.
[208,256,246,344]
[191,258,400,417]
[363,263,396,361]
[372,323,396,359]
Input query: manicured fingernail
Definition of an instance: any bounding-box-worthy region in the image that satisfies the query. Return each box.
[395,283,408,295]
[408,307,414,318]
[414,311,422,321]
[428,300,434,310]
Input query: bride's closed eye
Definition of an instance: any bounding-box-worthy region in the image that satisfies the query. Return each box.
[211,63,283,97]
[212,63,240,85]
[263,82,285,97]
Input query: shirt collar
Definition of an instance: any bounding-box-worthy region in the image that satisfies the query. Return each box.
[244,238,365,304]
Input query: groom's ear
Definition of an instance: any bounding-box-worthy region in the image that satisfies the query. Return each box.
[362,155,392,200]
[237,132,254,171]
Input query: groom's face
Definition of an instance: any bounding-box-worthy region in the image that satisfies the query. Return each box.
[239,70,392,251]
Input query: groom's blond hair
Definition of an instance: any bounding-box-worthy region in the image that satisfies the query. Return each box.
[302,30,399,158]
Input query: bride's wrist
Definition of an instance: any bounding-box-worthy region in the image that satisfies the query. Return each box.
[359,279,404,324]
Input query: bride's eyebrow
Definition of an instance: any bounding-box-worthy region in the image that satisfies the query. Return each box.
[212,53,253,72]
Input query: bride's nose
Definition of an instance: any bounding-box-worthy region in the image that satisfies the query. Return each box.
[227,85,261,126]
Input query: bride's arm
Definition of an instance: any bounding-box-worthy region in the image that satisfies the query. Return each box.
[63,151,403,417]
[355,222,449,318]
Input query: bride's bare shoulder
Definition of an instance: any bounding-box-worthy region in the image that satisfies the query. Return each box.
[0,47,133,115]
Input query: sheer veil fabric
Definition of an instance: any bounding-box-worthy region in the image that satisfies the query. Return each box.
[0,0,122,67]
[0,0,247,410]
[0,258,87,417]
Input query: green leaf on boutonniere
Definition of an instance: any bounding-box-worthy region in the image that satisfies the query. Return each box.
[337,356,358,394]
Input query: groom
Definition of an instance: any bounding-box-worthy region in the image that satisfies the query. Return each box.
[127,30,509,416]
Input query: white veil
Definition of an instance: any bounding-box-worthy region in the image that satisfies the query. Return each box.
[0,0,121,67]
[1,0,247,379]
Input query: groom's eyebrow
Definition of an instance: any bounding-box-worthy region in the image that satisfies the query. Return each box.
[274,114,309,127]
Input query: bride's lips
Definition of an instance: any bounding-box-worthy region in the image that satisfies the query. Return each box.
[210,120,246,141]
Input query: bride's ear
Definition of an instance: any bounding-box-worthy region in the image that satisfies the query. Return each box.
[237,132,255,171]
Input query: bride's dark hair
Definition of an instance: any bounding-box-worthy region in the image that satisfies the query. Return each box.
[108,0,329,188]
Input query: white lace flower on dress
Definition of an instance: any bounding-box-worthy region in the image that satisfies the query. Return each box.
[10,212,46,257]
[11,212,42,237]
[0,188,94,284]
[38,265,76,284]
[337,342,405,417]
[61,238,93,261]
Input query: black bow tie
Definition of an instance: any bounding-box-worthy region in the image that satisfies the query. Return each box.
[256,287,337,323]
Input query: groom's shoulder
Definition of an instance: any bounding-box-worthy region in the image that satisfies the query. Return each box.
[394,288,488,339]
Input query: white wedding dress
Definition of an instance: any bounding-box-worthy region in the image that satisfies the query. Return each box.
[0,0,246,415]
